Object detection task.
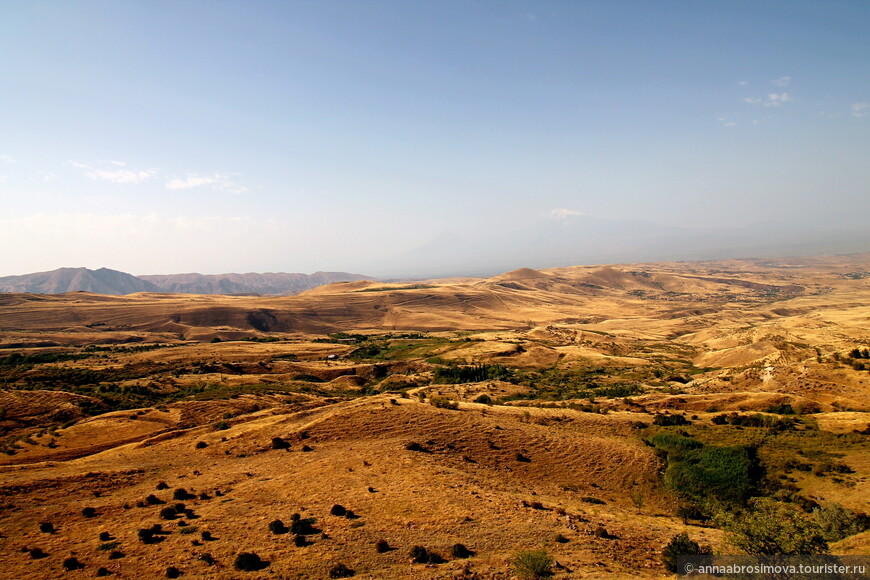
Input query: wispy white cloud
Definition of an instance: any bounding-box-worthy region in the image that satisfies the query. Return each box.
[0,175,7,183]
[771,76,791,87]
[545,208,583,219]
[737,80,749,86]
[165,173,248,195]
[165,174,221,190]
[852,102,870,117]
[0,154,16,164]
[745,92,792,107]
[68,160,158,184]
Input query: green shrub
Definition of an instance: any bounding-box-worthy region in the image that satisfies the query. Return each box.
[511,549,553,579]
[474,394,493,405]
[716,498,828,555]
[813,503,863,542]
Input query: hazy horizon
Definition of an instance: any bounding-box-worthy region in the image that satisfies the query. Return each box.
[2,1,868,277]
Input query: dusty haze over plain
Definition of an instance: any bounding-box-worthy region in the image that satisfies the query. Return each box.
[1,1,869,277]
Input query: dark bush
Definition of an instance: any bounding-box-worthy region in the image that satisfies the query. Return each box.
[96,567,111,577]
[515,452,531,463]
[329,563,355,578]
[474,394,493,405]
[198,553,215,565]
[293,534,308,547]
[452,543,474,558]
[165,566,181,578]
[138,528,162,544]
[201,531,214,541]
[410,545,430,563]
[234,552,267,571]
[156,481,169,490]
[554,534,569,543]
[330,504,347,516]
[271,437,290,450]
[375,539,390,553]
[160,507,178,520]
[63,557,84,571]
[39,521,55,533]
[677,504,708,523]
[82,507,97,518]
[99,531,112,541]
[195,441,208,449]
[290,518,318,535]
[653,413,690,426]
[404,441,428,452]
[145,494,164,505]
[593,525,608,538]
[662,533,705,573]
[108,551,124,560]
[28,547,48,559]
[268,519,288,534]
[173,488,195,500]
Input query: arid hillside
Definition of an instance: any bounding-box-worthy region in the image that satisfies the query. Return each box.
[1,254,869,578]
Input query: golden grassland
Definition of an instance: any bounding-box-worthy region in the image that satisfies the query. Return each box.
[1,255,869,578]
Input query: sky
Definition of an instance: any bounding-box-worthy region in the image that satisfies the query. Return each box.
[1,0,868,277]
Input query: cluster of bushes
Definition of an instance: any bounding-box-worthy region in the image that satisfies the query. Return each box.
[0,351,85,368]
[649,432,761,508]
[429,396,459,410]
[652,413,691,426]
[711,412,797,431]
[663,500,868,566]
[433,364,513,384]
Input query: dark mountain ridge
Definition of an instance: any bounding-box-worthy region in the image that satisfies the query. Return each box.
[0,268,370,296]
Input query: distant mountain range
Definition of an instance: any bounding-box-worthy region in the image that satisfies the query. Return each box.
[365,215,870,278]
[0,268,371,296]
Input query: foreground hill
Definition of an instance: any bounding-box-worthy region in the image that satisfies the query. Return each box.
[1,254,870,578]
[0,268,370,296]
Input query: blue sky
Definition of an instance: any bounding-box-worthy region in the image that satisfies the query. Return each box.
[1,1,868,276]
